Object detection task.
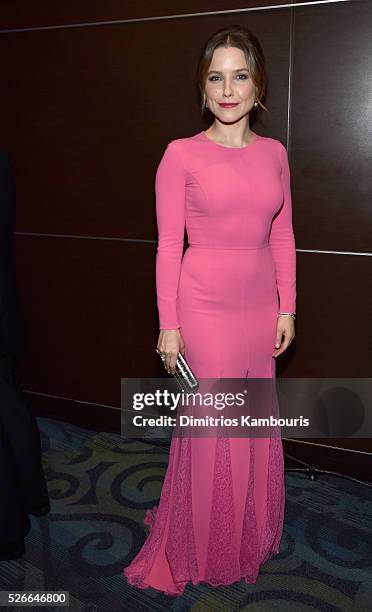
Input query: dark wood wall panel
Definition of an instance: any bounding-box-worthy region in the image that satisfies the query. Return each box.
[14,236,163,406]
[291,0,372,252]
[291,252,372,377]
[0,9,291,237]
[0,1,295,30]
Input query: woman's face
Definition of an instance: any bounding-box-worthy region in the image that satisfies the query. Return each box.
[204,46,256,123]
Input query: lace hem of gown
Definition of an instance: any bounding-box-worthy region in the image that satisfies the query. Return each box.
[124,434,285,595]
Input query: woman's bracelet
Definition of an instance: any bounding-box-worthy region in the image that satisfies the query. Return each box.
[278,312,296,320]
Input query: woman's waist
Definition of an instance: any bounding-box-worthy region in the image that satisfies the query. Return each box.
[187,242,269,251]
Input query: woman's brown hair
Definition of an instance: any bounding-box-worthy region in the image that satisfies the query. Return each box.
[196,24,268,115]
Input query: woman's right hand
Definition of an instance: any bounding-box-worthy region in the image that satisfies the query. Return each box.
[157,329,185,375]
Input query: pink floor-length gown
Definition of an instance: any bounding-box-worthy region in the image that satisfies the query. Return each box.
[124,130,296,595]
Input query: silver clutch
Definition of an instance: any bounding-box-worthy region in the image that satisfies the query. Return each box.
[156,348,199,392]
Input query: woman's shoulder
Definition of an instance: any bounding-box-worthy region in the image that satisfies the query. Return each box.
[255,135,288,163]
[159,134,201,165]
[161,133,287,166]
[165,132,201,150]
[256,134,286,150]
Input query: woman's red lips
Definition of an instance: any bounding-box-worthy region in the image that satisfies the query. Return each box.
[219,103,240,108]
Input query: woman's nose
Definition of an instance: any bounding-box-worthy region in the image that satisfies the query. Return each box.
[223,80,233,96]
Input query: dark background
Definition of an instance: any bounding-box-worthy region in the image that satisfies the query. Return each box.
[0,0,371,480]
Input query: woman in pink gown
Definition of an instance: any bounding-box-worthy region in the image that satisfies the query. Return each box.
[124,25,296,595]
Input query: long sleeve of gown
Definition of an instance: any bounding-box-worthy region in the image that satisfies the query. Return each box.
[269,142,297,313]
[155,142,186,329]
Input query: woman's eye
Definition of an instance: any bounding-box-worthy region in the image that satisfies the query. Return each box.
[208,74,249,82]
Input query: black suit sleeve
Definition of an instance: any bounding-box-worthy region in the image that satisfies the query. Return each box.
[0,149,24,359]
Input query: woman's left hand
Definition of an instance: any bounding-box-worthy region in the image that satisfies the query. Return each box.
[272,316,295,357]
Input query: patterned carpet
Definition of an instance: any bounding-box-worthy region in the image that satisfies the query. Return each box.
[0,417,371,611]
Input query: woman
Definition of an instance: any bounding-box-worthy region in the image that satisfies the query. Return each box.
[124,25,296,595]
